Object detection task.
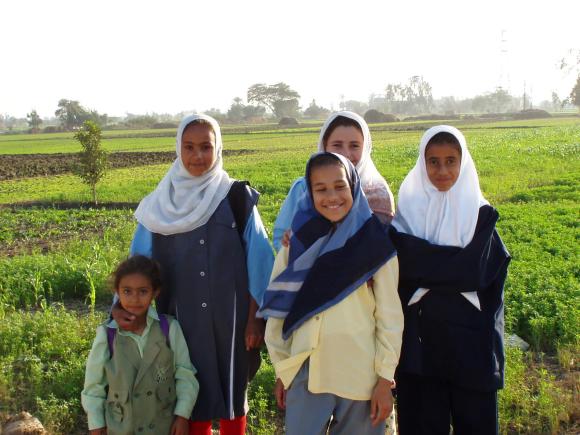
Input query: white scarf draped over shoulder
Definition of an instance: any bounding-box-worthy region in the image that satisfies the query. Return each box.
[392,125,488,309]
[134,114,232,235]
[317,111,395,218]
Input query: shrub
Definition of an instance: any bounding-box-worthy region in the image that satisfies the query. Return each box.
[513,109,552,120]
[42,126,63,133]
[74,121,108,205]
[364,109,398,123]
[278,117,298,126]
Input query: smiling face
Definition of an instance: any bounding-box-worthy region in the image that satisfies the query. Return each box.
[309,163,354,222]
[180,122,216,176]
[116,273,159,320]
[324,125,364,166]
[424,142,462,191]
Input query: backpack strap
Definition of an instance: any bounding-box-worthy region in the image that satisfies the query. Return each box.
[106,315,171,358]
[106,326,117,358]
[227,180,259,239]
[158,313,170,346]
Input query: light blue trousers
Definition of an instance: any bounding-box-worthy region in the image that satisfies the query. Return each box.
[285,361,387,435]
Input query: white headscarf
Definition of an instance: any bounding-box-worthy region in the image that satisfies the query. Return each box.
[317,111,395,218]
[392,125,488,309]
[134,114,232,235]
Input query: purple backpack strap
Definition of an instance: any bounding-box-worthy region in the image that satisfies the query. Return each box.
[158,313,170,346]
[106,315,170,358]
[106,327,117,357]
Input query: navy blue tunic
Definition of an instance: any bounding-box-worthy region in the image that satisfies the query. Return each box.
[152,191,259,421]
[390,205,511,392]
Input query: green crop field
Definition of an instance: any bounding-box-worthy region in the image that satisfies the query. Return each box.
[0,117,578,434]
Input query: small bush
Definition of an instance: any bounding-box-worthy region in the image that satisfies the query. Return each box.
[42,126,63,133]
[364,109,398,123]
[278,117,298,126]
[513,109,552,120]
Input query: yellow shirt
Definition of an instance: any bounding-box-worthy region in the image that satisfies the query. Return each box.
[265,246,403,401]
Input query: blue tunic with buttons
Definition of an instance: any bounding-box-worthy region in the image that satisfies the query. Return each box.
[130,188,274,421]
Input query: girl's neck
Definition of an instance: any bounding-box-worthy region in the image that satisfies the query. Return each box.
[132,314,148,335]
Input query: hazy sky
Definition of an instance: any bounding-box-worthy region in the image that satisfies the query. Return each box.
[2,0,579,118]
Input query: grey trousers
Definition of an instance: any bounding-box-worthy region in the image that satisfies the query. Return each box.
[285,361,387,435]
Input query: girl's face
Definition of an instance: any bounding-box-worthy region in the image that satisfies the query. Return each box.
[310,164,353,222]
[116,273,159,320]
[181,123,216,176]
[324,126,364,166]
[425,143,461,191]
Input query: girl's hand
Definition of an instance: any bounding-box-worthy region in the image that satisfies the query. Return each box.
[274,378,287,409]
[281,229,291,248]
[111,301,138,332]
[89,428,107,435]
[171,415,189,435]
[367,277,374,290]
[370,377,394,427]
[245,317,265,350]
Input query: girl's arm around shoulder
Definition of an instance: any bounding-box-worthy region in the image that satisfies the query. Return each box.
[372,255,404,382]
[168,318,199,419]
[130,223,152,257]
[273,177,307,252]
[264,247,292,365]
[81,325,109,431]
[243,206,275,306]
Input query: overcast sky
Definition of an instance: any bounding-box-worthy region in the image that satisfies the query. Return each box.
[1,0,579,118]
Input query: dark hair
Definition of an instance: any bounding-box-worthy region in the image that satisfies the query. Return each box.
[425,132,462,155]
[306,153,353,196]
[112,255,163,293]
[322,116,363,148]
[183,118,215,135]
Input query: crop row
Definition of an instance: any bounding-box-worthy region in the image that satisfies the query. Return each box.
[0,150,258,180]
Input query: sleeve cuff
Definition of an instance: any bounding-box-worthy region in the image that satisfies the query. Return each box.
[375,364,396,384]
[87,412,106,431]
[174,399,194,420]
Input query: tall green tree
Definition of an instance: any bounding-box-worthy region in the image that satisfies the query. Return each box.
[227,97,245,123]
[303,99,330,119]
[26,110,42,133]
[247,82,300,118]
[55,99,89,130]
[384,76,433,114]
[74,121,107,204]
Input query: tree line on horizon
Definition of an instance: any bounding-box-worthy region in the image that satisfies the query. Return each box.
[2,74,579,133]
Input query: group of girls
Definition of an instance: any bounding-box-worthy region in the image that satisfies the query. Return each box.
[82,111,510,435]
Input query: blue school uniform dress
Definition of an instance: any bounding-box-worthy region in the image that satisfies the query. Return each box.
[390,126,510,435]
[132,189,272,421]
[130,114,274,423]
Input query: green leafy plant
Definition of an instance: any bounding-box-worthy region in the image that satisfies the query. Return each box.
[74,121,107,204]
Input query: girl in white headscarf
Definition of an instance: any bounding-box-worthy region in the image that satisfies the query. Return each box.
[112,114,274,435]
[272,111,395,251]
[390,126,510,435]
